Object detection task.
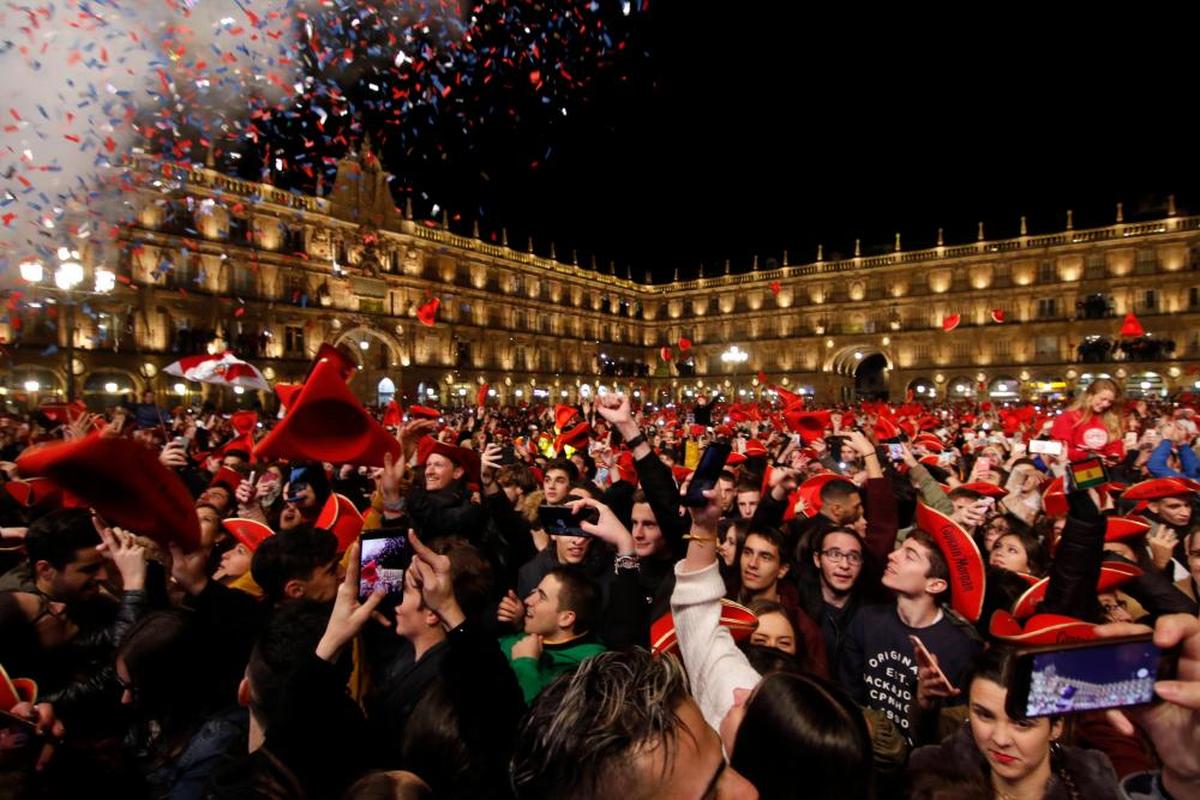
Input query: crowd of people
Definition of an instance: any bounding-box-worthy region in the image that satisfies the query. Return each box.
[1,355,1199,800]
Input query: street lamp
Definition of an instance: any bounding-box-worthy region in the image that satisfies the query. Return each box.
[18,248,115,402]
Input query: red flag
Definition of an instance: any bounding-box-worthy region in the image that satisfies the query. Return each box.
[991,309,1005,323]
[941,314,961,333]
[678,337,692,351]
[660,346,673,361]
[417,297,440,327]
[769,281,781,295]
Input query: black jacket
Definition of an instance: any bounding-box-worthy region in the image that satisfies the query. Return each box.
[407,481,490,544]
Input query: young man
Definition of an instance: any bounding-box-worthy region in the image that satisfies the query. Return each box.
[735,527,827,676]
[735,482,761,520]
[540,458,578,505]
[250,526,342,604]
[839,531,982,742]
[510,649,759,799]
[0,508,108,602]
[500,566,605,704]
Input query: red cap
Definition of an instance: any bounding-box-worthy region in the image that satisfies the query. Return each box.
[913,434,945,453]
[942,313,961,332]
[954,482,1008,499]
[221,518,274,552]
[554,422,592,453]
[989,611,1098,645]
[218,410,258,460]
[650,598,757,656]
[1011,562,1142,618]
[4,477,62,510]
[772,386,805,410]
[1122,477,1200,501]
[210,466,244,495]
[915,502,986,622]
[1042,476,1068,517]
[1105,515,1152,542]
[744,439,768,459]
[408,405,440,420]
[315,493,364,553]
[416,297,440,327]
[554,405,579,431]
[416,437,482,488]
[253,352,402,468]
[16,436,201,551]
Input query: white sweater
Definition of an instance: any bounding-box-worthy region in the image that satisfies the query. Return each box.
[671,559,762,735]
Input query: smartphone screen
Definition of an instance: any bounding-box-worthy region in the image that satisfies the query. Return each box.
[682,442,732,507]
[359,529,412,600]
[887,443,904,461]
[1011,636,1171,717]
[538,504,600,537]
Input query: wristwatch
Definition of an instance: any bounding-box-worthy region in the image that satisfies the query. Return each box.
[614,553,640,573]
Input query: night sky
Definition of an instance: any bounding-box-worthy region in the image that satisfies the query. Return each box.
[417,6,1198,284]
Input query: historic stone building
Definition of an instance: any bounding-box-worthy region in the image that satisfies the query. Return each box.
[3,149,1199,411]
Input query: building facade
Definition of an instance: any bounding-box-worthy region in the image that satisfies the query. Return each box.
[3,150,1199,412]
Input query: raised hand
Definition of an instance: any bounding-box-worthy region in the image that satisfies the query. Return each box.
[408,530,464,629]
[316,541,387,662]
[497,589,527,631]
[96,526,148,591]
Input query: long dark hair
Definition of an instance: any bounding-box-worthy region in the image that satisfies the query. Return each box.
[730,672,873,799]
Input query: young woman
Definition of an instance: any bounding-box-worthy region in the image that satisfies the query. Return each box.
[989,530,1048,577]
[908,647,1121,799]
[1050,378,1126,464]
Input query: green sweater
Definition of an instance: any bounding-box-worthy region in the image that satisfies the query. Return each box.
[499,632,606,704]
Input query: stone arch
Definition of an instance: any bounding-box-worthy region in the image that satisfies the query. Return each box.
[823,344,895,376]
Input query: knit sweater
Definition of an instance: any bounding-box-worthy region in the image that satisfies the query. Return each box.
[499,632,605,705]
[671,559,762,735]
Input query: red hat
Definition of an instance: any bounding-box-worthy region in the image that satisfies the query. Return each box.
[554,422,592,453]
[954,482,1008,499]
[795,473,847,518]
[726,452,747,467]
[253,352,402,468]
[274,383,302,413]
[1122,477,1200,501]
[989,611,1098,645]
[218,410,258,461]
[408,405,440,420]
[416,297,440,327]
[16,436,201,551]
[616,451,638,485]
[772,386,805,409]
[416,437,482,488]
[873,416,900,441]
[1119,312,1145,338]
[744,439,768,459]
[4,477,61,510]
[209,466,244,495]
[1011,562,1142,619]
[915,502,986,622]
[918,454,942,467]
[650,598,758,656]
[1105,515,1152,542]
[220,518,274,552]
[784,410,830,442]
[38,401,88,427]
[382,400,403,427]
[554,405,580,431]
[942,314,961,333]
[315,493,363,552]
[671,464,694,482]
[476,383,490,408]
[913,434,945,453]
[1042,476,1068,517]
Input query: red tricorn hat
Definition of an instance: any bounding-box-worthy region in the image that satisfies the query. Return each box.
[1105,515,1152,542]
[1122,477,1200,501]
[382,400,403,427]
[209,466,244,496]
[1011,562,1142,619]
[795,473,847,518]
[16,436,201,551]
[554,404,580,431]
[555,422,592,453]
[743,439,768,459]
[726,452,747,468]
[4,477,62,510]
[220,518,275,552]
[784,409,830,442]
[913,434,945,453]
[989,610,1098,645]
[314,493,364,553]
[954,482,1009,499]
[915,502,987,622]
[218,410,258,461]
[1042,476,1068,517]
[253,352,401,468]
[408,405,440,420]
[416,437,482,489]
[650,598,758,656]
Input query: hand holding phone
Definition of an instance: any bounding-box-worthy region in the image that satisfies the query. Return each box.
[911,635,959,709]
[682,442,732,507]
[359,529,412,600]
[538,504,601,537]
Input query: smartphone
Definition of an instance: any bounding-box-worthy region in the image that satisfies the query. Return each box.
[538,504,601,537]
[887,442,904,461]
[682,442,733,507]
[1007,634,1177,718]
[975,456,992,472]
[1028,439,1064,457]
[1065,456,1108,492]
[359,528,412,600]
[938,451,955,467]
[1124,432,1139,448]
[909,635,956,694]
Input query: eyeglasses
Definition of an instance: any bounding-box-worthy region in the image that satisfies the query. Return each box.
[820,548,863,566]
[1100,599,1128,614]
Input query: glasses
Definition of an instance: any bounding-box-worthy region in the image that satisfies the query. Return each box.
[820,548,863,566]
[1100,599,1128,614]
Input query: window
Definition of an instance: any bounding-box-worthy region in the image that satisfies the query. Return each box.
[1085,253,1107,279]
[1142,290,1158,312]
[1037,298,1058,319]
[993,338,1011,357]
[1039,260,1056,283]
[377,378,395,406]
[231,262,255,296]
[953,341,972,360]
[912,342,932,363]
[1190,287,1199,309]
[1035,335,1059,357]
[285,326,304,355]
[1136,249,1159,274]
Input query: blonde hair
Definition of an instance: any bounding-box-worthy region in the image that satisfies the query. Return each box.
[1070,378,1124,441]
